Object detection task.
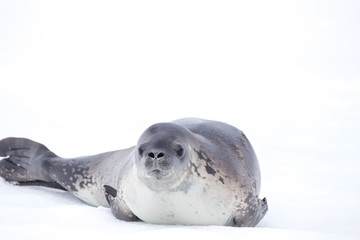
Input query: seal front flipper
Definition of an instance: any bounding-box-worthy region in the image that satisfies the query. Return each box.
[233,197,268,227]
[0,137,58,187]
[104,185,118,205]
[103,185,139,222]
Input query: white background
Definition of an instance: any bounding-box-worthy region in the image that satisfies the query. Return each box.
[0,0,359,239]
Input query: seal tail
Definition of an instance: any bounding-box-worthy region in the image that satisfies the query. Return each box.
[0,137,66,190]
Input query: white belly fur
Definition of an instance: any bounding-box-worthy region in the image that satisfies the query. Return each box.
[122,167,236,225]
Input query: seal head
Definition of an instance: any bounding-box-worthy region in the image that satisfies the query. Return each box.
[135,123,194,192]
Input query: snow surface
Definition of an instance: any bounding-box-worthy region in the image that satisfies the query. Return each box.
[1,0,360,239]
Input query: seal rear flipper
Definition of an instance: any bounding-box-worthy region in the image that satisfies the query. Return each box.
[103,185,139,222]
[17,180,67,191]
[0,137,57,185]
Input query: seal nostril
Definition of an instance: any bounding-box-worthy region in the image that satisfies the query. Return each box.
[148,152,155,158]
[157,152,164,158]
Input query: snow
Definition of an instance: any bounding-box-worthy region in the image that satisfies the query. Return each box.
[1,0,360,239]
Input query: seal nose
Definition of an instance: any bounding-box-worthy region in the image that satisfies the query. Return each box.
[146,151,170,170]
[147,151,164,159]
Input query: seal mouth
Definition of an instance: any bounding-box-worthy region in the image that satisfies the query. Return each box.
[139,167,188,192]
[148,169,168,180]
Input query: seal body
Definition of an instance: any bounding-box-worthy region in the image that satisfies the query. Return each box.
[0,118,268,227]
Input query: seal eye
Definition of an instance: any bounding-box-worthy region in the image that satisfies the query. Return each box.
[138,145,145,157]
[175,145,184,158]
